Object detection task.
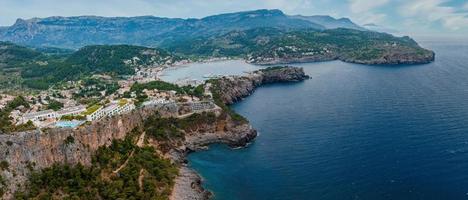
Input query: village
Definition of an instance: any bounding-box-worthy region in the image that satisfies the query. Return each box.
[0,64,218,130]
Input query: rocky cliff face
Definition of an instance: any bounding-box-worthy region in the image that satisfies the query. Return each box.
[0,106,172,198]
[216,66,309,105]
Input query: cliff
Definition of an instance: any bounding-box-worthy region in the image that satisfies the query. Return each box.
[0,106,174,198]
[215,66,310,105]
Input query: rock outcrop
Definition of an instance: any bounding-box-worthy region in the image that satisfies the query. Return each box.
[215,66,309,104]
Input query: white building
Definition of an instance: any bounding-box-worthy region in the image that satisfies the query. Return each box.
[23,109,57,122]
[102,104,119,117]
[102,99,135,117]
[143,98,172,107]
[85,106,105,121]
[57,105,86,117]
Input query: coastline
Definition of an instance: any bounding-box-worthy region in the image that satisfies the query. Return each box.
[0,66,308,199]
[168,122,257,200]
[168,66,310,200]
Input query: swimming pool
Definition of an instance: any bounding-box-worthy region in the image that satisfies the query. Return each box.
[55,120,84,128]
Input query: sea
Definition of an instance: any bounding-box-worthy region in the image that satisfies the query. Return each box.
[162,38,468,200]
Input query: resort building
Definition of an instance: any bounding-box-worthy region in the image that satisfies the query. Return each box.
[57,105,86,117]
[102,99,135,117]
[84,105,105,121]
[143,98,172,107]
[23,109,57,122]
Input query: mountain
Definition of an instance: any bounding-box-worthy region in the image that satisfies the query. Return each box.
[291,15,365,30]
[163,28,434,65]
[0,9,363,49]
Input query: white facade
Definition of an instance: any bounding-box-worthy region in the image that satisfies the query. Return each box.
[57,105,86,117]
[102,100,136,118]
[86,106,105,121]
[143,98,172,107]
[23,109,57,121]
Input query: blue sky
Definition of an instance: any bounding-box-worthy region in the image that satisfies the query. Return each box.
[1,0,468,36]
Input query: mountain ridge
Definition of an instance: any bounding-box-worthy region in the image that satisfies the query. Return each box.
[0,9,366,49]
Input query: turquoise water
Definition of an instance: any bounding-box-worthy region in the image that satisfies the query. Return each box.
[55,120,84,128]
[180,39,468,200]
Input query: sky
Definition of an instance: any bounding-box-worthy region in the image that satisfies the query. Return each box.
[1,0,468,37]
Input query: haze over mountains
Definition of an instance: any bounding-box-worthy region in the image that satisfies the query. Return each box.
[0,9,364,49]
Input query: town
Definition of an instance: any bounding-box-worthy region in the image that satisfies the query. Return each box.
[0,64,218,131]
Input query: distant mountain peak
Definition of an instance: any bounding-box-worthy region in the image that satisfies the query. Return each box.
[290,15,365,30]
[337,17,352,22]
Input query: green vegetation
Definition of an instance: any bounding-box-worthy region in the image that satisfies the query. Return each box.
[143,112,220,152]
[0,43,182,90]
[186,84,205,98]
[0,174,5,196]
[47,99,64,111]
[130,81,205,106]
[0,42,43,68]
[0,96,35,133]
[82,105,102,116]
[131,81,183,94]
[0,161,9,171]
[73,78,120,99]
[67,45,179,75]
[163,28,434,64]
[15,136,178,200]
[64,136,75,145]
[60,115,86,121]
[207,79,248,123]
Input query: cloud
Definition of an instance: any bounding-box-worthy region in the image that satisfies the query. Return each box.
[353,12,387,25]
[399,0,468,30]
[348,0,389,13]
[464,2,468,10]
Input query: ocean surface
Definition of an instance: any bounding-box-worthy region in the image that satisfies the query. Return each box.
[166,39,468,199]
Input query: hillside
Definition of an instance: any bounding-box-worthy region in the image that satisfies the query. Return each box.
[0,43,181,90]
[0,42,46,90]
[163,28,435,65]
[67,45,181,74]
[0,42,42,69]
[0,9,364,49]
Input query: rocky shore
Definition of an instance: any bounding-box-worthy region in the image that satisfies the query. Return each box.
[215,66,310,104]
[0,66,309,199]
